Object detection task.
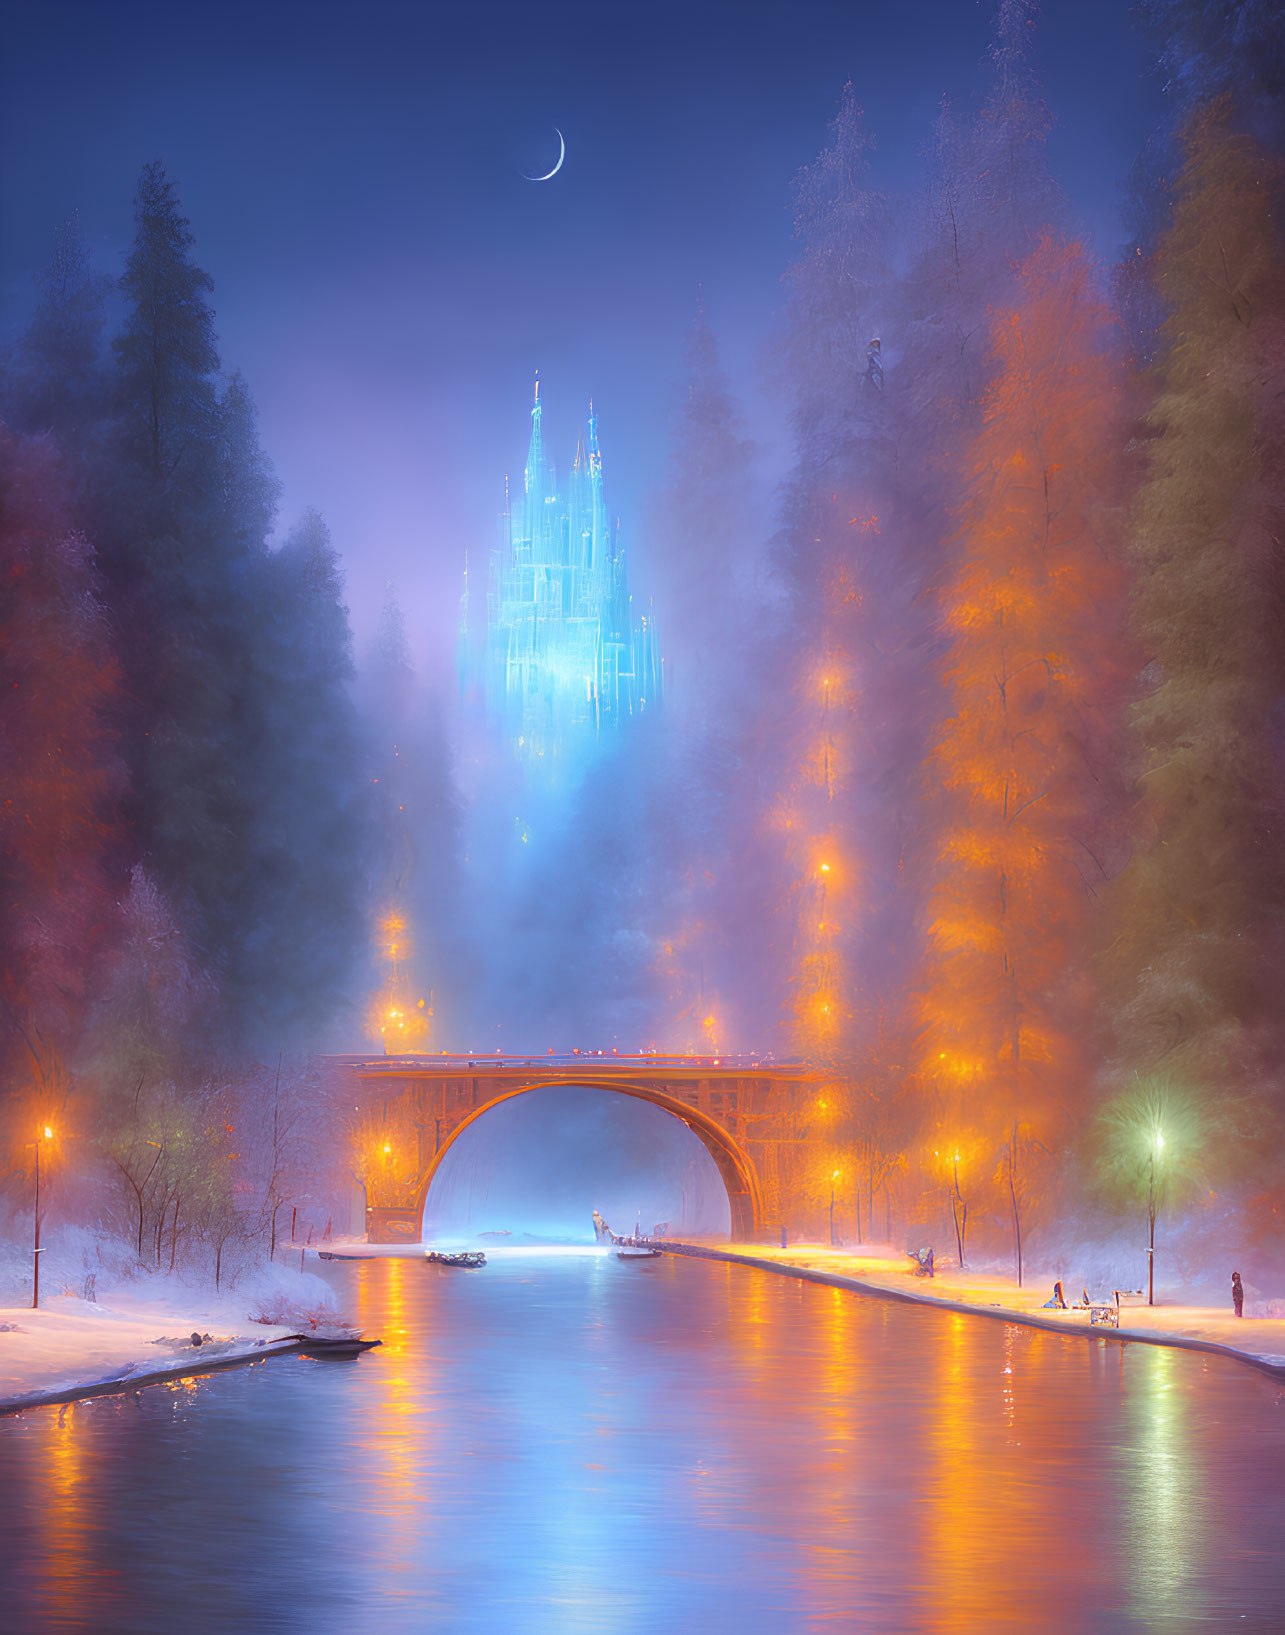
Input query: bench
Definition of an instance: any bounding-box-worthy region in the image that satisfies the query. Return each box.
[1086,1289,1146,1328]
[1046,1300,1116,1324]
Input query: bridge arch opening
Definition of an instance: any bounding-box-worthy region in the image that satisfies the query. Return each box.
[419,1082,744,1244]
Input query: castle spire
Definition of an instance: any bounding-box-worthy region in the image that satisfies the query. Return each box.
[524,372,544,496]
[586,396,601,480]
[483,386,660,765]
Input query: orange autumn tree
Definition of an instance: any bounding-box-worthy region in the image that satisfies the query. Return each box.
[919,234,1127,1279]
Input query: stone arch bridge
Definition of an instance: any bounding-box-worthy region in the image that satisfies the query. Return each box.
[329,1054,822,1243]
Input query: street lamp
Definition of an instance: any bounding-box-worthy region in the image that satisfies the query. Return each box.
[32,1125,52,1310]
[829,1170,840,1247]
[1147,1129,1164,1306]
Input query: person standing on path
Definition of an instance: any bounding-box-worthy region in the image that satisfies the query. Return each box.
[1232,1271,1244,1318]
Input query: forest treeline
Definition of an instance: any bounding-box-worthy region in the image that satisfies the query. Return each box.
[0,163,457,1282]
[3,0,1283,1284]
[650,0,1285,1272]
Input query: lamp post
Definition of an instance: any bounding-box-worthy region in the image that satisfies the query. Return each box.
[936,1147,968,1271]
[829,1171,840,1247]
[32,1125,52,1310]
[1147,1130,1164,1306]
[378,1141,392,1218]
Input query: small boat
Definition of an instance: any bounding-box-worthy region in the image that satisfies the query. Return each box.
[426,1250,487,1268]
[316,1250,408,1260]
[615,1245,662,1261]
[289,1334,382,1359]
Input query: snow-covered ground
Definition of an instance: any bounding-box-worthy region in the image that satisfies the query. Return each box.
[0,1225,344,1411]
[668,1241,1285,1373]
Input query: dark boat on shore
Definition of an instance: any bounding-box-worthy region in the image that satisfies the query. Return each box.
[426,1250,487,1268]
[289,1335,382,1359]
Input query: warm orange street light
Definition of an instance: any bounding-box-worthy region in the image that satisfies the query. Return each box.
[829,1170,840,1247]
[31,1125,53,1310]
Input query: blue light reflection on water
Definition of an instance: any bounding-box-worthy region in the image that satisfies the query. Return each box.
[1,1252,1284,1633]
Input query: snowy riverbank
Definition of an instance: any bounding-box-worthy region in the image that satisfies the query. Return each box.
[10,1234,1281,1411]
[0,1238,345,1413]
[660,1242,1285,1376]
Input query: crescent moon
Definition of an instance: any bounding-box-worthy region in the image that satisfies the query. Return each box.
[523,128,565,182]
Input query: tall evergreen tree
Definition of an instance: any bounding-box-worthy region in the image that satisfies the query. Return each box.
[230,508,374,1045]
[8,213,111,442]
[218,370,281,556]
[104,165,313,1047]
[897,0,1061,529]
[1106,106,1285,1166]
[774,85,898,1082]
[650,303,771,1051]
[1120,1,1285,362]
[113,161,220,495]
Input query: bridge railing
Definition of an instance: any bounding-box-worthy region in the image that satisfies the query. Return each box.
[326,1052,793,1073]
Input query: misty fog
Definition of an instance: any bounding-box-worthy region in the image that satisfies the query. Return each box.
[422,1086,732,1244]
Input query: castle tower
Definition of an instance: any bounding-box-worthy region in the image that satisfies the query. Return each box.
[470,384,660,772]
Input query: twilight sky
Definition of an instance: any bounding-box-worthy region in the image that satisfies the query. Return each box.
[2,0,1167,676]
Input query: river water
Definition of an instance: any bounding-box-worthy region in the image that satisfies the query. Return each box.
[1,1250,1283,1633]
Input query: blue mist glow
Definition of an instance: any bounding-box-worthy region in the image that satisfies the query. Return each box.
[422,1085,732,1243]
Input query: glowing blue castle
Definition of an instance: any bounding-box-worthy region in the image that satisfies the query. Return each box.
[463,383,661,769]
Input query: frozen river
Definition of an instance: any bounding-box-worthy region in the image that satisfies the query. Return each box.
[1,1250,1283,1632]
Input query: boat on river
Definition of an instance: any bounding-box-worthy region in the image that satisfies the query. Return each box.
[426,1250,487,1268]
[289,1334,382,1359]
[316,1249,411,1260]
[615,1244,662,1261]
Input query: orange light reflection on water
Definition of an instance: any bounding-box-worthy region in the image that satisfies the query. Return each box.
[351,1254,428,1582]
[40,1401,87,1623]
